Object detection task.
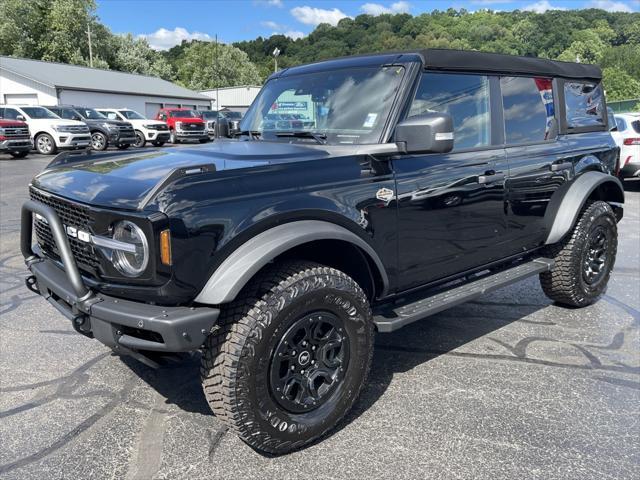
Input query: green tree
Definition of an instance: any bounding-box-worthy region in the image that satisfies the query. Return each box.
[602,67,640,102]
[111,34,173,80]
[173,41,261,90]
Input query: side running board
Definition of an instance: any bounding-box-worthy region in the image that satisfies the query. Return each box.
[373,258,554,333]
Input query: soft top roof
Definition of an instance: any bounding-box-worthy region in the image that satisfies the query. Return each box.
[275,48,601,82]
[421,49,601,81]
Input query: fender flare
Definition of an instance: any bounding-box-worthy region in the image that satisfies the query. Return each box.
[544,171,624,245]
[194,220,389,305]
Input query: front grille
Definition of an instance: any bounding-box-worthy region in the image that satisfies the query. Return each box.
[29,187,100,272]
[118,125,135,134]
[4,127,29,137]
[156,124,169,131]
[181,123,204,131]
[65,125,90,133]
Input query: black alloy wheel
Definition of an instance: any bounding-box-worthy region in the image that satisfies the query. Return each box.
[269,311,350,413]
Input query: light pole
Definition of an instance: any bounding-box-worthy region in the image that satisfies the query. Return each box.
[272,47,280,73]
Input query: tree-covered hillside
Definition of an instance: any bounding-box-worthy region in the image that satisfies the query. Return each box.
[233,9,640,101]
[1,1,638,101]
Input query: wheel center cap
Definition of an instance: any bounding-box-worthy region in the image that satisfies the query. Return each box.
[298,351,311,366]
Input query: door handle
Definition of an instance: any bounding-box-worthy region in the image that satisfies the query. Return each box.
[550,162,573,172]
[477,171,505,184]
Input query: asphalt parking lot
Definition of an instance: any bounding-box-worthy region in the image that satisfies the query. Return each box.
[1,149,639,480]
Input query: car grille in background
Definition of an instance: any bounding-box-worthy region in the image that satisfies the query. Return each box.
[118,124,135,134]
[156,124,169,131]
[66,125,90,133]
[4,127,29,137]
[184,123,204,130]
[29,187,100,272]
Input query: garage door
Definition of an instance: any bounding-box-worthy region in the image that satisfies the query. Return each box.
[4,93,38,105]
[145,103,163,119]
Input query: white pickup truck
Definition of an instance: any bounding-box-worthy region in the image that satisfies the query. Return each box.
[96,109,170,148]
[0,105,90,155]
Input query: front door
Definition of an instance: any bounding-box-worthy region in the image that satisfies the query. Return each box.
[394,72,509,291]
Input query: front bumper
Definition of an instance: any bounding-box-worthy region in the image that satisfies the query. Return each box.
[145,130,170,141]
[0,138,32,152]
[21,200,219,354]
[176,130,208,141]
[57,133,91,149]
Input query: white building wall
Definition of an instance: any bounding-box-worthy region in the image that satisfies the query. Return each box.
[0,69,57,105]
[201,86,261,111]
[58,90,210,118]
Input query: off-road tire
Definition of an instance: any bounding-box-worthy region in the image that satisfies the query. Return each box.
[540,200,617,307]
[200,261,374,454]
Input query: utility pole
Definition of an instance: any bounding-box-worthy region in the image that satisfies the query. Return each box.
[87,23,93,68]
[215,34,220,135]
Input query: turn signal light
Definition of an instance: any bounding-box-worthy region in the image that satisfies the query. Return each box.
[160,229,172,266]
[623,138,640,145]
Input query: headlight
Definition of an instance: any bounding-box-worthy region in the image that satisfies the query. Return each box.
[102,123,117,131]
[0,127,5,136]
[53,124,72,132]
[111,220,149,277]
[143,124,157,129]
[175,121,183,130]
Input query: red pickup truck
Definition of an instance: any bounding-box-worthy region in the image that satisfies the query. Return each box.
[155,108,208,144]
[0,118,32,158]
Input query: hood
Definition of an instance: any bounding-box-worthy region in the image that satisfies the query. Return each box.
[30,118,85,127]
[0,119,27,127]
[172,117,203,123]
[32,141,331,211]
[84,118,131,128]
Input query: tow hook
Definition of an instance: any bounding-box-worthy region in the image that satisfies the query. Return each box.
[72,315,93,338]
[25,275,40,295]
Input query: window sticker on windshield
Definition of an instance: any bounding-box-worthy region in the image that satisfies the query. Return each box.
[363,113,378,128]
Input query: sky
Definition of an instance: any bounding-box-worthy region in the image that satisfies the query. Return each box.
[96,0,640,50]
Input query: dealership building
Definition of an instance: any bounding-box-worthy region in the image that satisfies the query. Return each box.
[0,56,211,118]
[200,85,261,113]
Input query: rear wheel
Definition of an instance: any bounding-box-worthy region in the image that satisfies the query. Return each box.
[540,200,617,307]
[134,131,146,148]
[9,151,28,158]
[35,133,57,155]
[200,261,374,454]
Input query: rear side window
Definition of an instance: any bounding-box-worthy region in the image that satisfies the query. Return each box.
[564,82,605,129]
[615,116,628,131]
[409,73,491,151]
[501,77,555,144]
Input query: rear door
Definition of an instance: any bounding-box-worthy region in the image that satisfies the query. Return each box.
[394,72,510,291]
[500,76,569,252]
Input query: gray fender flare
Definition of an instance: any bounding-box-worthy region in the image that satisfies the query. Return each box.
[194,220,389,305]
[544,171,624,245]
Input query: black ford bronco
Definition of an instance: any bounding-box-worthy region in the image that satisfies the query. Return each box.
[22,49,623,454]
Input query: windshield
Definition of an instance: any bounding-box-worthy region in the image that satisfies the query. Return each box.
[169,110,198,118]
[52,107,81,120]
[21,107,59,119]
[76,108,106,120]
[200,111,219,119]
[121,110,146,120]
[222,111,242,119]
[241,66,406,144]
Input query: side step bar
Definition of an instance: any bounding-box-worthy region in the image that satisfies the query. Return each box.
[373,258,554,333]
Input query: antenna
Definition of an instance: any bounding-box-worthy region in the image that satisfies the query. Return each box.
[87,23,93,67]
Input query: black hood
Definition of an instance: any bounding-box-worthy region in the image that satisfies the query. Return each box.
[83,118,130,128]
[32,141,332,211]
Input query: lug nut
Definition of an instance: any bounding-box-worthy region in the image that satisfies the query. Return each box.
[291,366,295,371]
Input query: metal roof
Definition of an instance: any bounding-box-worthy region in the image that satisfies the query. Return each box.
[0,56,210,101]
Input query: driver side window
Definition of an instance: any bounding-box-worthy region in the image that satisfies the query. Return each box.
[409,73,491,151]
[1,107,20,120]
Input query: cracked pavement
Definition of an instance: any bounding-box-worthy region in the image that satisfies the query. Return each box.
[1,152,639,479]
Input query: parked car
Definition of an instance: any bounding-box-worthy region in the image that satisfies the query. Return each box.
[0,105,90,155]
[611,112,640,178]
[96,109,170,148]
[45,106,135,151]
[155,108,207,144]
[197,110,243,138]
[0,116,32,158]
[21,49,623,454]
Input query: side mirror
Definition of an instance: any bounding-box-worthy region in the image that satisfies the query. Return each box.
[395,112,454,154]
[73,115,83,121]
[16,115,25,121]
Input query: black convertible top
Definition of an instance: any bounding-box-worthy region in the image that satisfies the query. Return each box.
[277,48,602,82]
[421,49,602,81]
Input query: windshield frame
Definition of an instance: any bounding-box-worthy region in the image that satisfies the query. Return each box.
[240,64,413,145]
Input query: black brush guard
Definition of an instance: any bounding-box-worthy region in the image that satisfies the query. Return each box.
[21,200,219,357]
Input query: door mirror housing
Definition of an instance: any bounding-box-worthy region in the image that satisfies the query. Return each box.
[395,112,454,154]
[16,114,25,121]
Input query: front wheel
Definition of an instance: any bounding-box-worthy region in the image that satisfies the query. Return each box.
[10,151,29,158]
[201,261,374,454]
[134,131,146,148]
[151,141,166,147]
[540,200,617,307]
[91,131,108,151]
[199,138,208,144]
[35,133,57,155]
[169,130,179,144]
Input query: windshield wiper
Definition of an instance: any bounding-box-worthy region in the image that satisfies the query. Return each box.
[275,131,327,144]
